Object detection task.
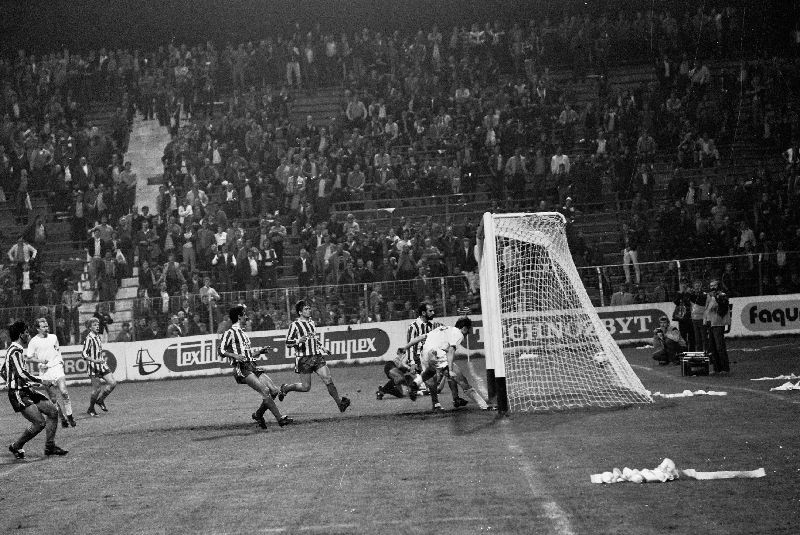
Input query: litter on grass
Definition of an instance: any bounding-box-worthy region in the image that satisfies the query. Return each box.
[770,381,800,391]
[591,458,766,484]
[650,389,727,398]
[751,374,800,381]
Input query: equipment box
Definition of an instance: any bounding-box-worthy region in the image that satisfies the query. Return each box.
[681,352,710,376]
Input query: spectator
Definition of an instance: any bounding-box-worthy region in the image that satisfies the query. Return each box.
[294,248,314,287]
[93,303,114,342]
[51,259,74,297]
[62,281,82,345]
[166,315,183,337]
[7,236,37,283]
[620,222,642,285]
[116,322,134,342]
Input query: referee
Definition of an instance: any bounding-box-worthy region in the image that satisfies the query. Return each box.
[3,321,68,459]
[219,305,293,429]
[279,300,351,413]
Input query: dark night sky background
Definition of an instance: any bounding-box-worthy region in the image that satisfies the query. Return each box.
[0,0,795,56]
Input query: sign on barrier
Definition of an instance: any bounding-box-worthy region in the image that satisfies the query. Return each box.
[2,294,796,387]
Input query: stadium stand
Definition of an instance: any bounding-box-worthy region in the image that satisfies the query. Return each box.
[1,4,799,340]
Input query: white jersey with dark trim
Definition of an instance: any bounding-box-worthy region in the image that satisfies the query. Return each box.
[421,326,464,368]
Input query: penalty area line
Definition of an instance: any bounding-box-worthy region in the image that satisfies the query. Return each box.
[467,361,576,535]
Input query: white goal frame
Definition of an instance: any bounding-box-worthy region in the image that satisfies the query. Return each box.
[478,211,652,413]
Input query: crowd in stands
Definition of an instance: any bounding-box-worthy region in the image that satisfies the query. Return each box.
[1,4,799,341]
[0,47,136,334]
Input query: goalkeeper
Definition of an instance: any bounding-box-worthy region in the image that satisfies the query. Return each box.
[376,348,420,401]
[398,317,493,411]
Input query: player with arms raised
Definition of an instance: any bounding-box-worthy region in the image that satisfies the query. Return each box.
[219,304,293,429]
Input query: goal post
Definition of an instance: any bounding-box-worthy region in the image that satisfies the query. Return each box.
[478,212,652,412]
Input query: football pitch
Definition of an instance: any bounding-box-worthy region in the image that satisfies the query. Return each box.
[2,337,799,535]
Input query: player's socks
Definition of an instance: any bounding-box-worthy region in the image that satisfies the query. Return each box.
[429,384,439,406]
[326,382,341,404]
[447,377,459,399]
[465,388,488,410]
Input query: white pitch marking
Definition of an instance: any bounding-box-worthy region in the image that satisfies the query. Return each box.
[467,360,576,535]
[216,515,522,533]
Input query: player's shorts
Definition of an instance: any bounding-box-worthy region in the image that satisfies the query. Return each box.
[422,349,448,370]
[234,361,263,384]
[40,364,65,383]
[8,388,48,413]
[88,363,112,379]
[383,361,398,377]
[295,354,327,374]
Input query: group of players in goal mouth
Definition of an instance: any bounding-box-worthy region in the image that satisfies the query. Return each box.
[2,300,492,460]
[222,300,495,430]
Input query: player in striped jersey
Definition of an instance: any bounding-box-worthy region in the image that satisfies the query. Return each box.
[219,304,293,429]
[2,321,68,459]
[82,317,118,417]
[404,303,467,408]
[278,300,351,413]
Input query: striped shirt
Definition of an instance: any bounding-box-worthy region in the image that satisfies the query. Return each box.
[82,332,110,377]
[285,318,318,357]
[406,318,441,361]
[0,342,40,391]
[219,324,254,363]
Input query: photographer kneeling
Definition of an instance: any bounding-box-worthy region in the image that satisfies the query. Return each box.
[652,316,687,366]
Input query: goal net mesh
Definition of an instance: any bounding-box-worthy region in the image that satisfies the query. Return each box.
[488,213,651,411]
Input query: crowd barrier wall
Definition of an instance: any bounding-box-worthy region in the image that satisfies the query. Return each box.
[5,294,798,386]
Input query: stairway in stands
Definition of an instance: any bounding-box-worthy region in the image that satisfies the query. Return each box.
[78,267,139,341]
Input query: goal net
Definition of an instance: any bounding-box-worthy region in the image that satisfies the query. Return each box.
[478,212,651,412]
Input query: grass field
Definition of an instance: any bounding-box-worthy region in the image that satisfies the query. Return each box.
[2,336,799,535]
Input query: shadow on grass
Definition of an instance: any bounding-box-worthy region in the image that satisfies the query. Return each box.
[106,408,501,438]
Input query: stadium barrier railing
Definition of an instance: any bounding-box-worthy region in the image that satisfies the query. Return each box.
[1,251,797,342]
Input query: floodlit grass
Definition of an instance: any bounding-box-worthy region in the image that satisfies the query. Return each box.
[2,336,799,534]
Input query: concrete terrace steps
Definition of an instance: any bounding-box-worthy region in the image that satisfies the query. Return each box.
[79,269,139,341]
[289,87,345,127]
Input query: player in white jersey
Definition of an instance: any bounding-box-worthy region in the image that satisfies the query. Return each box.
[26,318,75,428]
[398,317,493,412]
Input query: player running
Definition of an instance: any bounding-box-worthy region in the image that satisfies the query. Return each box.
[26,317,76,428]
[2,321,68,459]
[219,305,293,429]
[82,317,118,417]
[279,300,351,413]
[398,317,493,412]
